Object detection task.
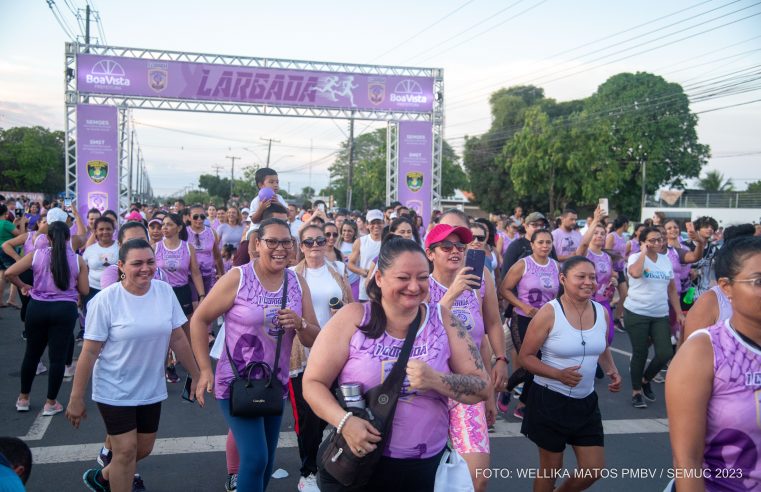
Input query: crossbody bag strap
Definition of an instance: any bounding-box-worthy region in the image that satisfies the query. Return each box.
[381,305,423,391]
[270,270,289,379]
[224,269,289,382]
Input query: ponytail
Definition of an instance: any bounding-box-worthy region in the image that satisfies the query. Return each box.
[48,221,71,291]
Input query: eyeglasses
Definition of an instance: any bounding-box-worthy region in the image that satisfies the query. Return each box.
[192,214,206,221]
[261,238,294,250]
[471,235,486,242]
[527,222,545,228]
[433,240,466,253]
[325,232,339,238]
[646,238,664,244]
[301,237,327,248]
[732,278,761,290]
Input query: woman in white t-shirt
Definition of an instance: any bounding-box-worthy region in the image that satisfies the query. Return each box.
[288,224,352,490]
[623,226,684,410]
[82,217,119,305]
[66,239,199,492]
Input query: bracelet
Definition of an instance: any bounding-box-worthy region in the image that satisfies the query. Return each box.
[494,356,508,364]
[336,411,352,435]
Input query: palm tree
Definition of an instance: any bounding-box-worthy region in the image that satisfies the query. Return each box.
[698,170,734,192]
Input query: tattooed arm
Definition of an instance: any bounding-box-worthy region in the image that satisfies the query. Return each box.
[407,305,490,404]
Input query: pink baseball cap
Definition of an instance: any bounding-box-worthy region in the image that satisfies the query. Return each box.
[424,223,473,249]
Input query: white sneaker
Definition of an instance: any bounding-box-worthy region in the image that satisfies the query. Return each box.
[297,474,320,492]
[36,362,48,375]
[64,365,75,378]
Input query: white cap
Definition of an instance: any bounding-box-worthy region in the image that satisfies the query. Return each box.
[241,207,250,215]
[47,207,69,224]
[366,209,384,223]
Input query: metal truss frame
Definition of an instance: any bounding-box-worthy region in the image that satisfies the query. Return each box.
[64,42,443,209]
[386,123,399,207]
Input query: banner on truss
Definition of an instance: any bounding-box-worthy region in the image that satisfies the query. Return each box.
[76,104,119,218]
[76,54,435,112]
[397,120,433,227]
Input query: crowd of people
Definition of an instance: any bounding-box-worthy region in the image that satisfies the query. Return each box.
[0,170,759,492]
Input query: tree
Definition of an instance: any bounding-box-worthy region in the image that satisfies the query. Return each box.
[578,72,709,216]
[0,126,66,194]
[183,190,212,206]
[324,128,467,209]
[301,186,315,201]
[198,174,231,204]
[746,180,761,194]
[698,170,734,192]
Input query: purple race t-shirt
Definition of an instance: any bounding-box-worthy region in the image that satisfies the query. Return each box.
[428,276,486,349]
[215,264,303,400]
[30,247,80,303]
[154,239,191,288]
[552,228,582,260]
[515,256,560,317]
[338,302,451,459]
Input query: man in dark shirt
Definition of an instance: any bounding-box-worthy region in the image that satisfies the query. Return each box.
[500,211,557,278]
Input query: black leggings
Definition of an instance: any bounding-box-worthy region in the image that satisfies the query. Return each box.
[21,300,78,400]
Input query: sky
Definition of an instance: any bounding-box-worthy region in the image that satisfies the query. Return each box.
[1,0,760,198]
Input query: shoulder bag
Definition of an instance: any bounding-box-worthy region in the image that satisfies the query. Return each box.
[224,270,288,417]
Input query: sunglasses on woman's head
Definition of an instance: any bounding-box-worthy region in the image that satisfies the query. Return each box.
[302,237,327,248]
[192,214,206,220]
[433,240,466,253]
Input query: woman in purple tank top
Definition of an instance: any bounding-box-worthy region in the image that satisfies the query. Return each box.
[2,213,49,322]
[190,218,320,492]
[501,229,560,418]
[666,236,761,491]
[606,216,630,331]
[576,208,617,345]
[426,223,506,492]
[302,236,490,492]
[6,221,89,416]
[188,205,224,343]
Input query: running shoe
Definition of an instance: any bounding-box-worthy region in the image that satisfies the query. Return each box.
[82,468,110,492]
[297,473,319,492]
[96,447,112,467]
[42,401,63,416]
[165,365,180,383]
[225,473,238,492]
[16,398,30,412]
[496,392,511,413]
[513,382,524,399]
[642,382,656,402]
[64,364,76,378]
[132,473,146,492]
[632,393,647,409]
[36,362,48,375]
[513,406,525,420]
[614,319,625,333]
[652,372,666,384]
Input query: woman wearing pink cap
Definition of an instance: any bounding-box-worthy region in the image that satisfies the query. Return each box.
[426,221,506,492]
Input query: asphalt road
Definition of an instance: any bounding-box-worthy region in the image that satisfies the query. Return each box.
[0,303,675,492]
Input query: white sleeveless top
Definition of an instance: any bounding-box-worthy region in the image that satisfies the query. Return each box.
[533,299,608,399]
[357,234,381,301]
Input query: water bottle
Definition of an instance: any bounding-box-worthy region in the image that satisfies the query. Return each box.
[340,383,365,409]
[682,286,696,305]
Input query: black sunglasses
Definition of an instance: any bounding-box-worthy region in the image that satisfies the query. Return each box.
[192,214,207,220]
[302,237,327,248]
[433,240,466,253]
[471,235,486,242]
[324,232,339,238]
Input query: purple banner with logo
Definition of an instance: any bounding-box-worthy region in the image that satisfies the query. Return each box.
[397,121,433,230]
[76,104,119,218]
[77,54,434,113]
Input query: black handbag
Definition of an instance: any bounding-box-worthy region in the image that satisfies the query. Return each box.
[317,307,423,488]
[224,271,288,418]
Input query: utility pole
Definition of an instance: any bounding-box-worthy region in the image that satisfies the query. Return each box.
[640,159,647,211]
[85,5,91,50]
[226,155,240,201]
[260,138,281,166]
[346,113,355,210]
[211,164,224,177]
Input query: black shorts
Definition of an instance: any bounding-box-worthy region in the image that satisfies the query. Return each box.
[521,384,604,453]
[172,284,193,315]
[97,402,162,436]
[0,250,15,270]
